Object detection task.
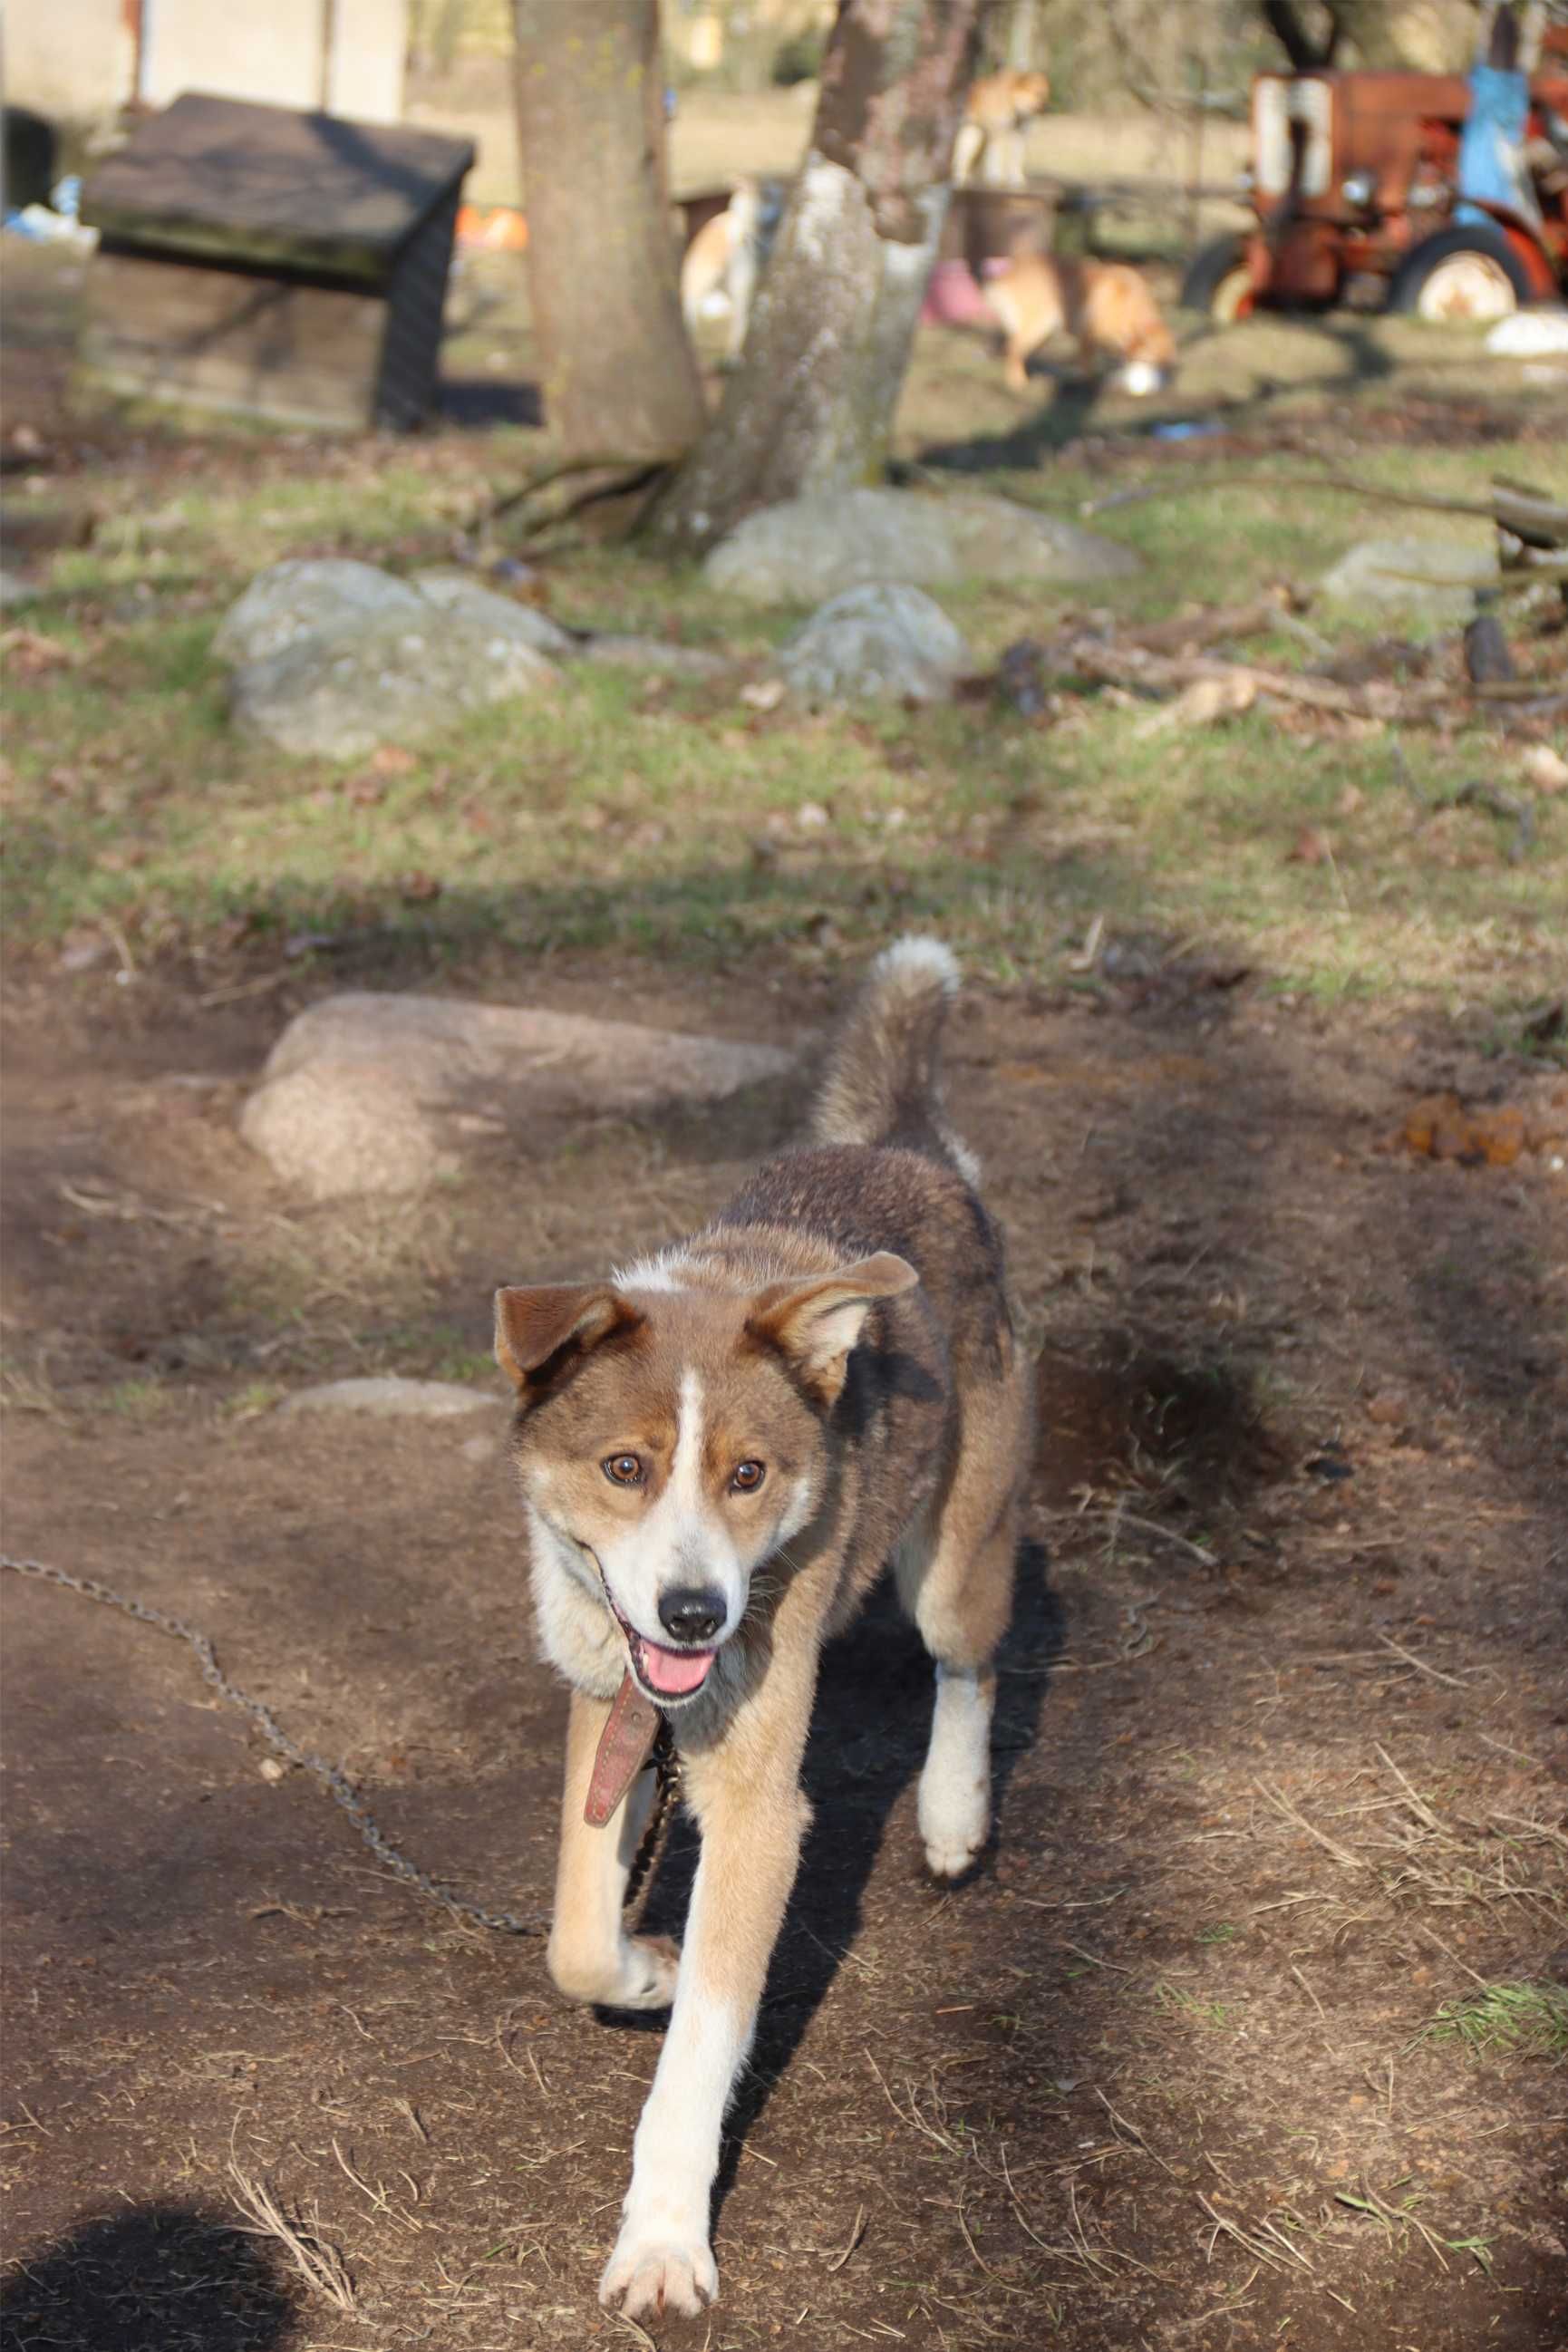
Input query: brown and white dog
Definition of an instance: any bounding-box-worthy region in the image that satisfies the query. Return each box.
[496,940,1032,2320]
[679,179,786,362]
[982,251,1177,397]
[954,67,1051,186]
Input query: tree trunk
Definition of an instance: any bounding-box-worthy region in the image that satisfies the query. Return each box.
[648,0,989,556]
[512,0,705,460]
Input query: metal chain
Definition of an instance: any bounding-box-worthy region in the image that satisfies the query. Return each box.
[1,1553,553,1938]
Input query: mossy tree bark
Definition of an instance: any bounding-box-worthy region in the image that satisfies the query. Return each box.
[512,0,706,460]
[648,0,990,556]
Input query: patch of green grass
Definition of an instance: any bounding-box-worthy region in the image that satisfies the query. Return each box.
[5,415,1563,1016]
[103,1377,172,1420]
[1196,1922,1238,1945]
[223,1379,286,1419]
[1154,1981,1234,2028]
[1418,1979,1568,2063]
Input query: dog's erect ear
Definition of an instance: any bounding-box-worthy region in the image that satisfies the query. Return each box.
[747,1253,918,1405]
[494,1284,640,1393]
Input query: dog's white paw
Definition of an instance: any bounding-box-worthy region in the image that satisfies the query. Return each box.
[919,1775,989,1882]
[617,1933,682,2010]
[599,2220,717,2319]
[924,1827,987,1880]
[548,1931,680,2012]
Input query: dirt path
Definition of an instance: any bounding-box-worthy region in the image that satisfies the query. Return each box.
[3,962,1564,2351]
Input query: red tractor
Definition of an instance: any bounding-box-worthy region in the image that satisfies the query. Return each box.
[1184,33,1568,322]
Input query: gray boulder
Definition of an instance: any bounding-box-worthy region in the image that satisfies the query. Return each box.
[705,486,1138,604]
[411,568,577,658]
[242,992,794,1199]
[778,584,972,705]
[229,610,558,760]
[1319,537,1496,622]
[214,557,425,665]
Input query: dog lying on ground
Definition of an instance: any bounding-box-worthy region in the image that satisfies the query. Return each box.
[495,940,1033,2319]
[954,67,1051,185]
[982,251,1177,396]
[679,179,786,362]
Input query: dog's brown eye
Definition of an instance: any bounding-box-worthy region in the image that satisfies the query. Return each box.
[730,1460,766,1494]
[603,1454,644,1487]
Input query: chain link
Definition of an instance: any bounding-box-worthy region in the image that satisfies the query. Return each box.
[2,1552,554,1938]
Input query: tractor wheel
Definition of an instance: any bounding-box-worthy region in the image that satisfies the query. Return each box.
[1180,233,1255,322]
[1389,226,1534,323]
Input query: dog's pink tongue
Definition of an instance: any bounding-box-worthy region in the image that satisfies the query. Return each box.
[637,1639,713,1697]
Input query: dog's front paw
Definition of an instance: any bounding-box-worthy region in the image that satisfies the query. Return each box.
[919,1779,989,1882]
[924,1827,986,1880]
[617,1932,682,2011]
[599,2219,717,2319]
[548,1931,680,2012]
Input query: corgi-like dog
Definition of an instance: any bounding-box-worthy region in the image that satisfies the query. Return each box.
[983,251,1177,396]
[495,940,1032,2321]
[679,179,785,362]
[954,67,1051,186]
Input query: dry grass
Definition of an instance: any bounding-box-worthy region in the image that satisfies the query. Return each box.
[227,2161,358,2315]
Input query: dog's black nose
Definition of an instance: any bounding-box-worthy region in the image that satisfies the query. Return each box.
[658,1586,725,1644]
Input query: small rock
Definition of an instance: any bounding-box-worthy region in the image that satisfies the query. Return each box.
[243,1060,451,1195]
[1319,537,1496,623]
[214,558,425,666]
[779,584,972,706]
[411,568,576,657]
[277,1378,499,1418]
[242,991,793,1198]
[229,612,557,760]
[1486,309,1568,357]
[705,486,1138,605]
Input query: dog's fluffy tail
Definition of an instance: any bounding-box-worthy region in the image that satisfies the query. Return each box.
[808,936,980,1184]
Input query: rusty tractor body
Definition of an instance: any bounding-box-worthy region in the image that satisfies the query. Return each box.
[1184,47,1568,323]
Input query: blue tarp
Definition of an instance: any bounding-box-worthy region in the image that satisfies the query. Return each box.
[1456,62,1542,227]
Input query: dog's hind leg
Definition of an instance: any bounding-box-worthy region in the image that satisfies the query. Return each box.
[896,1357,1031,1879]
[547,1689,680,2013]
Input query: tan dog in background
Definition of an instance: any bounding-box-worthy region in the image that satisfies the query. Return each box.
[954,68,1051,185]
[680,179,785,362]
[495,940,1032,2321]
[983,252,1177,396]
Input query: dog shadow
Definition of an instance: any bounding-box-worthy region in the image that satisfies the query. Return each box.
[0,2203,299,2351]
[630,1537,1065,2216]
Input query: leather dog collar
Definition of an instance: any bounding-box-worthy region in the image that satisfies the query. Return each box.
[585,1670,664,1827]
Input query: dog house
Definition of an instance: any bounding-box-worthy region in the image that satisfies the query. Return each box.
[78,93,475,431]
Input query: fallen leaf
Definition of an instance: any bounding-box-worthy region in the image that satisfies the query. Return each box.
[397,870,442,903]
[1402,1092,1525,1166]
[1522,743,1568,797]
[1286,826,1333,866]
[1134,673,1257,736]
[0,626,75,673]
[369,744,418,777]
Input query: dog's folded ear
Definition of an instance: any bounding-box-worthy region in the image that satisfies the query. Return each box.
[494,1284,641,1393]
[746,1252,918,1406]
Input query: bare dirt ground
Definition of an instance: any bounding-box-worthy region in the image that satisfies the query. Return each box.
[4,953,1565,2352]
